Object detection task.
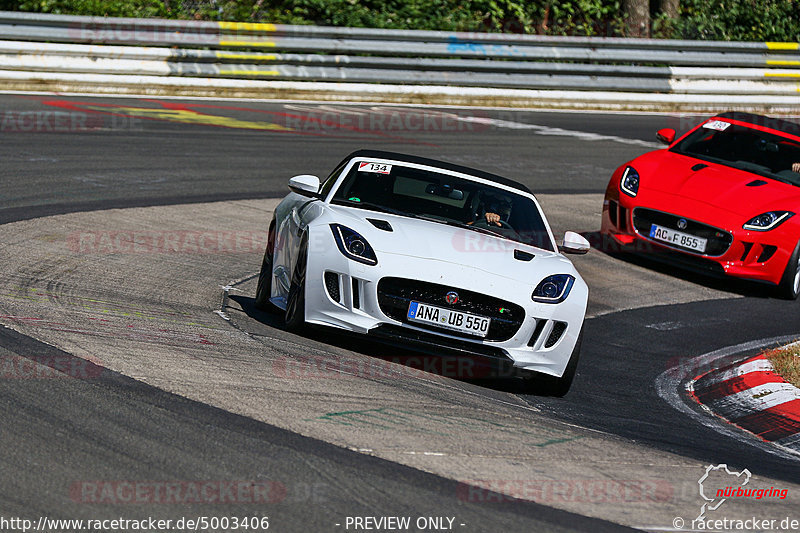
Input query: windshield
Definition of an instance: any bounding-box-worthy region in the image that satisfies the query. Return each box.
[330,161,554,251]
[671,121,800,186]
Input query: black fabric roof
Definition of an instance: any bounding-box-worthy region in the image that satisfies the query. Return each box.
[715,112,800,137]
[338,150,532,194]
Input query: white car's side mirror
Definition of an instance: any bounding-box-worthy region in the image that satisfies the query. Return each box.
[288,174,321,196]
[560,231,590,254]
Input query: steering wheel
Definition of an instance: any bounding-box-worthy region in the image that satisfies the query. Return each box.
[473,218,514,230]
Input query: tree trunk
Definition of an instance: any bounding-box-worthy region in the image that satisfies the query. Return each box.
[659,0,680,19]
[537,4,550,34]
[623,0,650,37]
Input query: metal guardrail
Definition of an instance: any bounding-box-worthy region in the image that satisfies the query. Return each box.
[0,11,798,103]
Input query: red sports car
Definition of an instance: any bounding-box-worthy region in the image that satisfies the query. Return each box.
[601,112,800,299]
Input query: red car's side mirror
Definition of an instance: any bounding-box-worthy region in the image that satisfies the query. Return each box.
[657,128,676,145]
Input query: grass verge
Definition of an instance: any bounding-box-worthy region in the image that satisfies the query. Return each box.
[764,343,800,388]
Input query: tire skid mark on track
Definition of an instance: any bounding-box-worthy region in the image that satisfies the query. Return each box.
[644,317,734,331]
[1,279,217,325]
[2,196,798,527]
[304,406,576,444]
[4,99,800,529]
[0,313,216,347]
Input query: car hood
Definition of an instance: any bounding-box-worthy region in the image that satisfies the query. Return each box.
[634,150,800,216]
[326,205,574,283]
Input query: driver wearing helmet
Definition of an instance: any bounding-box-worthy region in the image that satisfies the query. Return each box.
[469,192,513,227]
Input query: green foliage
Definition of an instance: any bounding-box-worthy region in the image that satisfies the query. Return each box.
[14,0,168,17]
[4,0,800,41]
[2,0,624,35]
[247,0,626,35]
[250,0,536,32]
[544,0,625,36]
[676,0,800,41]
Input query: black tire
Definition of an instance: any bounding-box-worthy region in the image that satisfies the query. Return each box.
[523,330,582,397]
[254,221,277,311]
[777,241,800,300]
[284,236,308,332]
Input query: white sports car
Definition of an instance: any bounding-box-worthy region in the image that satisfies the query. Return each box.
[255,150,590,395]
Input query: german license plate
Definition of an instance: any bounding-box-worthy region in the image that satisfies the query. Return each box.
[407,301,491,337]
[649,223,707,253]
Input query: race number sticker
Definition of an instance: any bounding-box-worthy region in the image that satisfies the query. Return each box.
[703,120,731,131]
[358,162,392,174]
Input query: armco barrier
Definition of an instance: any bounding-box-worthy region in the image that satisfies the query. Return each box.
[0,11,798,110]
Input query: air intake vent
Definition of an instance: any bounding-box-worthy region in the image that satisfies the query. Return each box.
[618,205,628,232]
[528,319,547,347]
[367,219,393,231]
[514,249,534,261]
[545,321,567,348]
[746,180,768,187]
[324,272,341,303]
[352,278,361,309]
[692,163,708,171]
[758,245,778,263]
[740,242,753,261]
[609,200,618,226]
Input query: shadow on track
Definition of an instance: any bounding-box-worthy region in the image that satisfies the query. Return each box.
[584,231,774,299]
[229,294,565,397]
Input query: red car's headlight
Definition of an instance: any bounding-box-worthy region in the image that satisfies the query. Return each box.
[620,166,639,197]
[742,211,794,231]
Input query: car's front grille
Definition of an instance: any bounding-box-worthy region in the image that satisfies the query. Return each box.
[377,277,525,342]
[632,208,733,257]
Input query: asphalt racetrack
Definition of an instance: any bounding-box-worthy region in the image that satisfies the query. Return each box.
[0,94,799,532]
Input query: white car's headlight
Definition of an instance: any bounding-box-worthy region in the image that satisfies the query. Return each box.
[742,211,794,231]
[532,274,575,303]
[330,224,378,265]
[620,166,640,197]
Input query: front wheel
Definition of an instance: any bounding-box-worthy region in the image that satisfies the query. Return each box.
[777,241,800,300]
[284,237,308,332]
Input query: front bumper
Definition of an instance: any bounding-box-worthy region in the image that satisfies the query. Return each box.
[303,242,587,379]
[601,193,793,286]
